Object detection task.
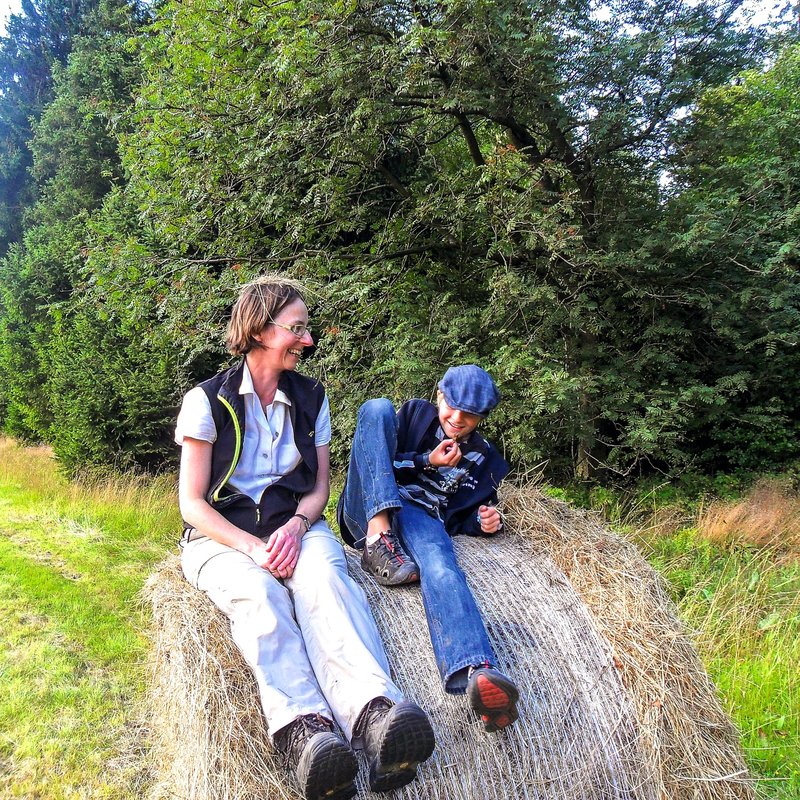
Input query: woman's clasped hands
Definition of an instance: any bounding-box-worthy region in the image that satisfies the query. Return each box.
[247,516,306,579]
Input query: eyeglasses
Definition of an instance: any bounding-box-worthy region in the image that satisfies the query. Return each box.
[268,319,312,338]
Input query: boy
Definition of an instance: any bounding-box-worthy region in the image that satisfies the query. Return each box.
[337,365,519,733]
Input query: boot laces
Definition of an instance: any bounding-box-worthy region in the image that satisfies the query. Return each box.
[276,713,333,767]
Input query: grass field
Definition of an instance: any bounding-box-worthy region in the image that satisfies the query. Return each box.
[0,437,797,798]
[0,438,180,799]
[638,529,799,798]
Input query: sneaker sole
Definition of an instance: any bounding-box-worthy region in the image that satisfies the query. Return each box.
[467,671,520,733]
[368,567,420,586]
[298,733,358,800]
[369,701,435,793]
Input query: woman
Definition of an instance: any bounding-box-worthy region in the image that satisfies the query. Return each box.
[177,275,434,800]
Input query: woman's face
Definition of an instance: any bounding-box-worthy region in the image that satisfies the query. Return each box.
[254,298,313,371]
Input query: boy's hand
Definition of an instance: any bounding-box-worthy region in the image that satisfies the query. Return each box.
[478,505,503,534]
[429,438,461,468]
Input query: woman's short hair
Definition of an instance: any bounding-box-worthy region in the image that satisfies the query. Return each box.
[226,273,306,356]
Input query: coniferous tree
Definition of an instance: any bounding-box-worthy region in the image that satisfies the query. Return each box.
[0,0,98,252]
[0,0,148,456]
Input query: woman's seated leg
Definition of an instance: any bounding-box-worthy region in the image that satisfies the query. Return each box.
[286,523,404,739]
[288,523,434,790]
[181,536,330,736]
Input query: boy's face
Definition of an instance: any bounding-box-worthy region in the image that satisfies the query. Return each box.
[436,390,482,441]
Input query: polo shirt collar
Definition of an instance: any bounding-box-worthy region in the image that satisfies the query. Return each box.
[240,360,293,406]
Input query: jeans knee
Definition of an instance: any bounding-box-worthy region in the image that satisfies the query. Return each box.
[358,398,395,425]
[422,546,463,584]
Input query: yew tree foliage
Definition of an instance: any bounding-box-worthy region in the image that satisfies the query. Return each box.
[0,0,173,469]
[107,0,775,475]
[0,0,105,435]
[0,0,99,252]
[0,0,797,477]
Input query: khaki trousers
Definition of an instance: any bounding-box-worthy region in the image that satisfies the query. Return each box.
[181,522,403,741]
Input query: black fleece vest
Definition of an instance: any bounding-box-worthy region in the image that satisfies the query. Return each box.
[185,360,325,539]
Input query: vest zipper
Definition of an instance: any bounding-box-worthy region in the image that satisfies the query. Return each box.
[213,395,242,502]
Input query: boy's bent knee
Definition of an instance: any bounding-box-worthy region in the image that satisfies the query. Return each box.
[358,398,396,422]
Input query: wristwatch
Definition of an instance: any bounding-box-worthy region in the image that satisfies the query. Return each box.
[292,513,312,532]
[422,452,438,474]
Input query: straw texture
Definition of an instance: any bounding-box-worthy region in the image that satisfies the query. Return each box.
[144,484,753,800]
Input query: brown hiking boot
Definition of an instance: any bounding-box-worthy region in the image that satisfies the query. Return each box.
[358,698,435,792]
[273,713,358,800]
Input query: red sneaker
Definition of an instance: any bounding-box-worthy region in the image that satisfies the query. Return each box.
[466,666,520,732]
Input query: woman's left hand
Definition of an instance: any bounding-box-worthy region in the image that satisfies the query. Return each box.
[265,517,305,579]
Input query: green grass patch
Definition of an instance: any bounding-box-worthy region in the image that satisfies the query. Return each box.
[0,438,179,799]
[633,527,800,799]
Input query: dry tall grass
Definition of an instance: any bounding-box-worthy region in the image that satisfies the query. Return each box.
[145,482,753,800]
[697,480,800,552]
[0,436,60,493]
[0,436,180,536]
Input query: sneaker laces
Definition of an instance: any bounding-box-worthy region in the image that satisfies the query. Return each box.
[376,530,408,564]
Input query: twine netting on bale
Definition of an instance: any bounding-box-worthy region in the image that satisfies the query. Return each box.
[500,484,754,800]
[144,483,754,800]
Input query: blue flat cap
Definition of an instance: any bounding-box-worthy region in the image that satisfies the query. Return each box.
[438,365,500,417]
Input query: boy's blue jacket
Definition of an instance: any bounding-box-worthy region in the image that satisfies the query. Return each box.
[338,398,510,546]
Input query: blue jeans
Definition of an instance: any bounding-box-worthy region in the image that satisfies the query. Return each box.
[340,398,496,693]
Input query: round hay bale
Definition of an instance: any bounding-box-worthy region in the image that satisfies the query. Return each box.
[143,485,754,800]
[500,485,753,800]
